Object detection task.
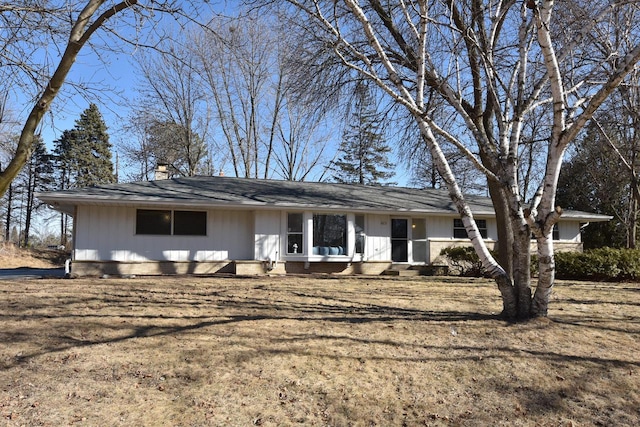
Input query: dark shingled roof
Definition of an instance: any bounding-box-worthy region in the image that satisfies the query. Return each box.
[37,175,611,221]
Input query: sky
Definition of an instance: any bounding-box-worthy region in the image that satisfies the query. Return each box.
[7,0,412,188]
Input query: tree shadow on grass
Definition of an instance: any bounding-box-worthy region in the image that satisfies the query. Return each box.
[1,286,497,369]
[1,278,638,372]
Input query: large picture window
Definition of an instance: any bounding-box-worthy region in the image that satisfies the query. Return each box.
[313,214,347,255]
[136,209,206,236]
[453,218,487,239]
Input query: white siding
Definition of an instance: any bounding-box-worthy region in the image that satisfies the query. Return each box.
[558,221,581,242]
[74,206,253,262]
[427,216,454,239]
[254,210,282,261]
[365,214,391,261]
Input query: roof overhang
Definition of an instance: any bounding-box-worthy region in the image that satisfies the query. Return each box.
[35,177,612,222]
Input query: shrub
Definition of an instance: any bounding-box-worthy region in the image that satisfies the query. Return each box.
[439,246,485,277]
[555,248,640,281]
[442,245,640,281]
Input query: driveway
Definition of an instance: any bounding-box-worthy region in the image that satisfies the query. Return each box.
[0,267,66,280]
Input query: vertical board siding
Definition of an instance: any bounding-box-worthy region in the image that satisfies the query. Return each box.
[254,210,281,261]
[559,221,581,242]
[74,206,253,261]
[365,214,391,261]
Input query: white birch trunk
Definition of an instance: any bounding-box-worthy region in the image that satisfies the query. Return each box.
[532,233,555,316]
[418,120,518,318]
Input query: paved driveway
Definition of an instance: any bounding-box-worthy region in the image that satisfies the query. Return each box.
[0,267,66,280]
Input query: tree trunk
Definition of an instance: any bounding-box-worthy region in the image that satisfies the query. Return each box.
[24,169,35,248]
[512,221,533,319]
[419,121,518,318]
[531,234,555,317]
[4,183,12,242]
[486,179,514,280]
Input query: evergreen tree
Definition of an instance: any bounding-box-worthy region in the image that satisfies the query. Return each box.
[53,104,114,247]
[556,121,631,248]
[331,83,395,185]
[54,104,115,189]
[23,138,55,247]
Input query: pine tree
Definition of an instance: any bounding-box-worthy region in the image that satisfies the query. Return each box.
[53,104,114,247]
[23,138,55,246]
[332,83,395,185]
[54,104,115,189]
[556,120,634,248]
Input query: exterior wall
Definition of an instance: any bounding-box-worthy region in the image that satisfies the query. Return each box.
[254,210,281,262]
[69,205,589,277]
[428,239,498,264]
[365,214,392,261]
[426,215,498,240]
[284,261,392,275]
[428,220,584,264]
[558,221,581,242]
[74,205,253,263]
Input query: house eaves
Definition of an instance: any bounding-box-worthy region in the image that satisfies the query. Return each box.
[36,175,611,222]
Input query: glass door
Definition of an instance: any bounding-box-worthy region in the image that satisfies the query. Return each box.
[391,218,408,262]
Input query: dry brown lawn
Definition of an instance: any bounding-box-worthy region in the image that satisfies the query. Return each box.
[0,274,638,427]
[0,244,67,269]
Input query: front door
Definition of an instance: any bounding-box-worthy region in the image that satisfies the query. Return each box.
[391,218,408,262]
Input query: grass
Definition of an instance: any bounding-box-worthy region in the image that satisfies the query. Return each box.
[0,275,638,426]
[0,243,68,268]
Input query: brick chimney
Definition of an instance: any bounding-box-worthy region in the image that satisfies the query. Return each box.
[154,163,169,180]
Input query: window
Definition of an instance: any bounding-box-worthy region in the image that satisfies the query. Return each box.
[287,213,303,254]
[136,209,171,235]
[136,209,206,236]
[174,211,207,236]
[313,214,347,255]
[553,223,559,241]
[453,218,487,239]
[412,218,427,263]
[355,215,365,254]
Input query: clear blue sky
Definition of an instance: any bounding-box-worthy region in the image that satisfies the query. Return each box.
[14,2,411,186]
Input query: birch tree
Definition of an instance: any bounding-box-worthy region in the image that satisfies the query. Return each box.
[275,0,640,319]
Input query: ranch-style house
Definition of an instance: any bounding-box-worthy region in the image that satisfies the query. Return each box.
[37,175,611,277]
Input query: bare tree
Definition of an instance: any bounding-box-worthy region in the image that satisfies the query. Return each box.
[127,36,212,178]
[192,13,329,180]
[191,15,281,178]
[272,96,334,181]
[273,0,640,319]
[0,0,212,195]
[558,5,640,248]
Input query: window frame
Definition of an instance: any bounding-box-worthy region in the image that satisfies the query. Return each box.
[135,209,207,236]
[136,209,172,235]
[453,218,487,239]
[287,213,304,254]
[173,210,207,236]
[312,213,348,256]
